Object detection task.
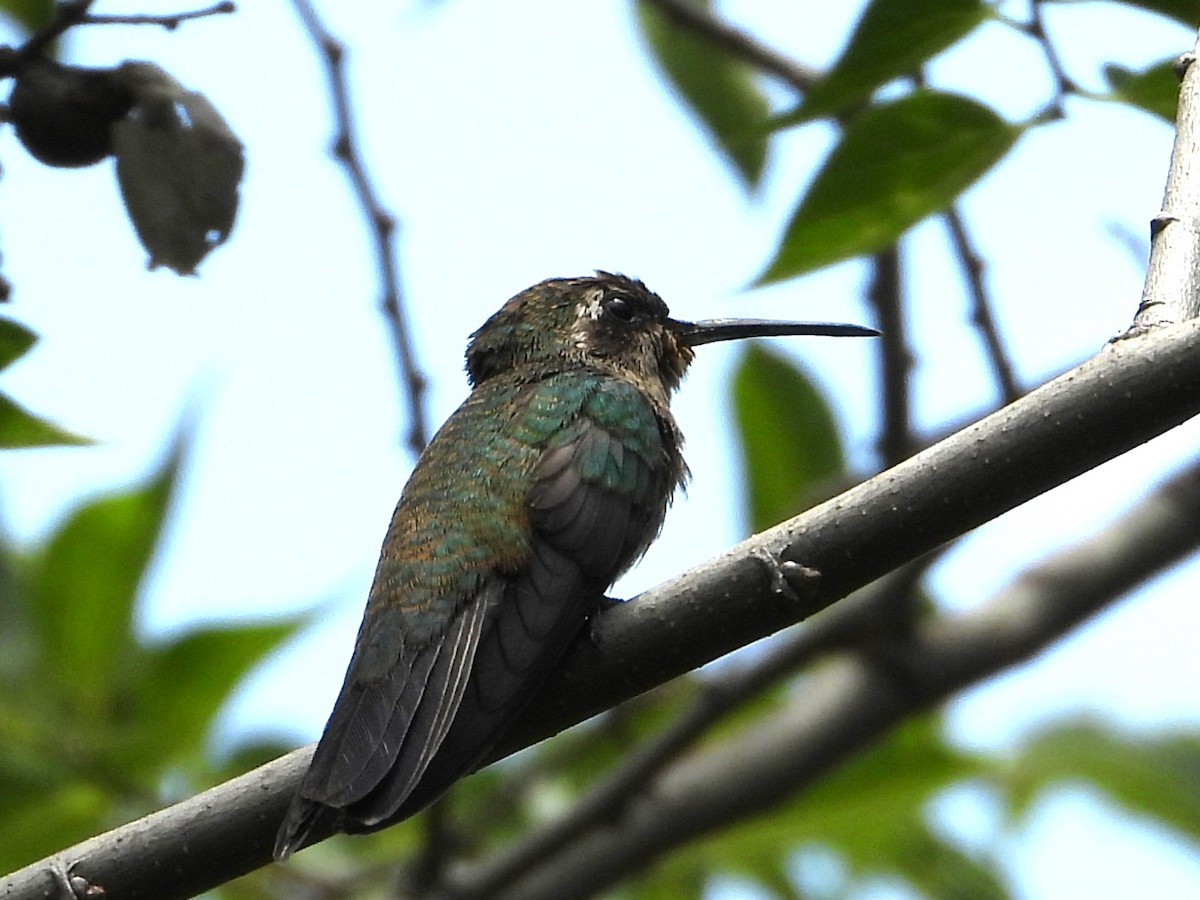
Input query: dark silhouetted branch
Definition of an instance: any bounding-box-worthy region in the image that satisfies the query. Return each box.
[289,0,429,455]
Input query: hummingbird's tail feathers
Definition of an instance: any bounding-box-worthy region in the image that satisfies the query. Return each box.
[361,540,595,828]
[274,794,336,861]
[297,619,438,806]
[354,587,490,825]
[274,588,492,853]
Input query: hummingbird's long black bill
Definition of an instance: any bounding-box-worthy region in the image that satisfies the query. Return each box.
[672,318,880,346]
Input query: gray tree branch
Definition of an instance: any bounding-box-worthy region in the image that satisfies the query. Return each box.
[493,456,1200,899]
[1129,33,1200,332]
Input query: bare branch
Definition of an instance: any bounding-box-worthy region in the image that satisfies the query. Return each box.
[943,206,1023,403]
[5,312,1200,899]
[288,0,429,455]
[493,456,1200,899]
[1128,39,1200,333]
[81,2,236,31]
[1027,0,1078,117]
[867,245,914,465]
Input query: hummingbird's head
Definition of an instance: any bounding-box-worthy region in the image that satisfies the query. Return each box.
[465,272,878,403]
[465,273,693,398]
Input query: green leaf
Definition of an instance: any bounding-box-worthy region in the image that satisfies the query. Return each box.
[25,435,184,717]
[636,0,771,189]
[1001,719,1200,842]
[791,0,989,124]
[123,618,307,770]
[758,92,1020,282]
[0,392,92,447]
[0,318,37,371]
[732,345,845,532]
[780,717,986,858]
[1105,59,1180,122]
[0,0,55,35]
[0,783,109,871]
[0,319,91,447]
[1095,0,1199,27]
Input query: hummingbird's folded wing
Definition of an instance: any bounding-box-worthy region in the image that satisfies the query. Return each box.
[355,416,653,823]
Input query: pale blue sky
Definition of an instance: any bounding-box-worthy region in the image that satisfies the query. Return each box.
[0,1,1197,896]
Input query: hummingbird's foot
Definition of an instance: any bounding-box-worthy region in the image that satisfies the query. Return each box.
[751,546,820,604]
[587,595,629,648]
[45,859,98,900]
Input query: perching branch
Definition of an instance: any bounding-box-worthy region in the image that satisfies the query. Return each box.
[288,0,429,455]
[433,565,926,900]
[487,455,1200,900]
[5,312,1200,899]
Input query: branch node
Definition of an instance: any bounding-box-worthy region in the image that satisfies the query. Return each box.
[1175,52,1195,82]
[1150,212,1179,239]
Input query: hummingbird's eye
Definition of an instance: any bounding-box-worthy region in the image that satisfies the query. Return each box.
[603,295,636,323]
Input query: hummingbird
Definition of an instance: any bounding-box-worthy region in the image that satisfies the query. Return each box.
[274,272,876,858]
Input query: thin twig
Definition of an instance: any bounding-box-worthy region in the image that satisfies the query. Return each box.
[289,0,429,455]
[1027,0,1078,117]
[402,796,454,898]
[943,206,1022,403]
[867,245,914,466]
[638,0,820,94]
[81,1,236,30]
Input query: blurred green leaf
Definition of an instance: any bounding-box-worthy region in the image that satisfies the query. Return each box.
[0,0,54,35]
[0,783,110,871]
[24,434,184,717]
[636,0,771,189]
[788,0,989,124]
[733,345,845,532]
[124,619,307,771]
[1001,719,1200,842]
[0,392,93,448]
[0,318,37,371]
[892,824,1010,900]
[759,92,1020,282]
[758,717,984,862]
[1105,59,1179,122]
[0,318,91,448]
[1095,0,1198,26]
